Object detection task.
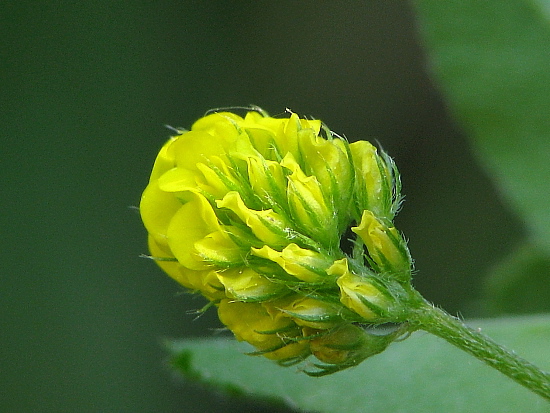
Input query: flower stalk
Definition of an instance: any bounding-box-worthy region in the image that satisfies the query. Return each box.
[140,107,549,399]
[408,294,550,400]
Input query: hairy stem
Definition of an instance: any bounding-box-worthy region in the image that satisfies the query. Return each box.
[409,295,550,401]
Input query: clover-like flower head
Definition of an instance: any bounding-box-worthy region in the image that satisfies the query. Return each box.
[140,107,413,375]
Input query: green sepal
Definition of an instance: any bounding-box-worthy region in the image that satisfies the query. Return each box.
[249,151,293,215]
[186,299,218,316]
[305,327,399,377]
[228,289,288,304]
[279,309,342,325]
[244,341,294,357]
[139,254,178,262]
[276,354,310,367]
[317,340,364,352]
[356,294,386,318]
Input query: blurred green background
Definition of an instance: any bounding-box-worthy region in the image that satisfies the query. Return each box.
[1,2,527,412]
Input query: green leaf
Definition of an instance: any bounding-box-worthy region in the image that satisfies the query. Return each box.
[412,0,550,252]
[167,315,550,413]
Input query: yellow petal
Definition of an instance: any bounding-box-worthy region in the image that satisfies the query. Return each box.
[217,299,308,361]
[147,235,225,300]
[166,192,240,270]
[276,113,321,157]
[216,191,289,247]
[236,126,276,159]
[216,267,284,301]
[252,244,328,283]
[193,230,244,266]
[169,130,228,171]
[195,156,237,198]
[281,153,334,236]
[352,210,410,274]
[246,157,287,203]
[244,110,285,133]
[191,112,244,135]
[268,295,342,329]
[337,273,384,320]
[157,157,237,198]
[157,167,197,193]
[298,131,352,208]
[243,111,288,156]
[349,141,391,218]
[149,136,178,182]
[330,258,388,321]
[140,180,182,249]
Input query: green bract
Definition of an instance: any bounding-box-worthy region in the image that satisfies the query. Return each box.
[140,107,413,374]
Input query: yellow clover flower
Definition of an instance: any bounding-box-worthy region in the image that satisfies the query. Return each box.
[349,141,401,220]
[217,299,310,361]
[352,210,411,278]
[140,107,412,375]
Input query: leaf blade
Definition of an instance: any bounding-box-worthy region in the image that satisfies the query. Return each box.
[412,0,550,252]
[168,315,550,413]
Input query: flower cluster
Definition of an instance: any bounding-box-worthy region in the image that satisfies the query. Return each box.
[140,107,413,375]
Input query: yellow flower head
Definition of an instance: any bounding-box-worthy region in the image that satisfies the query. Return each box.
[140,107,412,374]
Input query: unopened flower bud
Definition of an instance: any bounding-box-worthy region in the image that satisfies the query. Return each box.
[216,267,285,302]
[246,157,287,206]
[217,299,309,362]
[282,153,338,244]
[352,210,411,278]
[330,258,391,321]
[252,244,332,283]
[267,295,346,330]
[308,324,396,376]
[349,141,400,220]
